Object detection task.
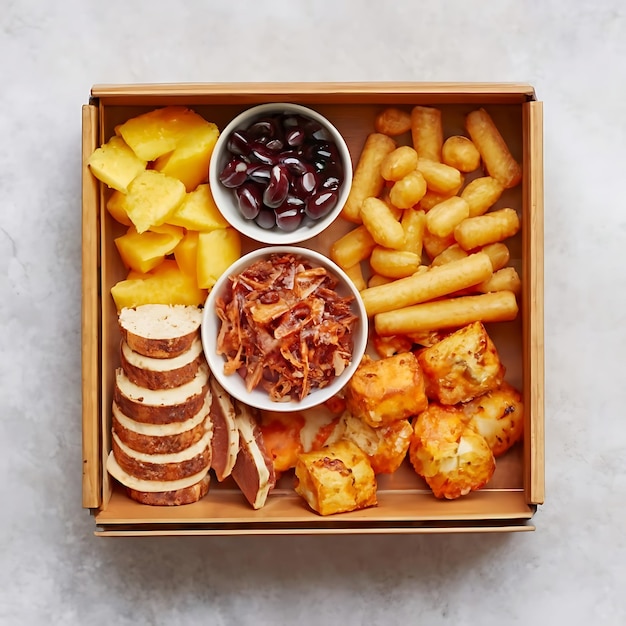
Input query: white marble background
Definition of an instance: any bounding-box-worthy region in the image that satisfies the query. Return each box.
[1,0,624,624]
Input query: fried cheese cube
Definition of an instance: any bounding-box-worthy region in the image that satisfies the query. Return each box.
[344,353,428,428]
[417,321,504,405]
[340,414,413,474]
[409,403,495,499]
[461,381,524,457]
[294,440,377,516]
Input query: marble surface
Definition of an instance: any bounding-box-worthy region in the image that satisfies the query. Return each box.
[1,0,625,624]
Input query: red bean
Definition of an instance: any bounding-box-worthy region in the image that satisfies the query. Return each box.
[219,157,248,188]
[305,191,338,220]
[263,165,290,209]
[236,183,263,220]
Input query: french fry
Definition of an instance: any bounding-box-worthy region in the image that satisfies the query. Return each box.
[380,146,419,181]
[454,208,520,251]
[374,291,519,335]
[374,107,412,136]
[460,176,504,217]
[416,158,463,195]
[342,133,396,223]
[361,197,406,249]
[410,106,443,162]
[401,208,426,257]
[425,196,470,238]
[370,247,421,279]
[389,170,427,209]
[330,225,376,269]
[379,187,404,220]
[480,242,510,271]
[360,252,493,317]
[430,243,468,266]
[441,136,481,172]
[476,267,521,295]
[466,108,522,188]
[344,262,367,292]
[423,229,456,260]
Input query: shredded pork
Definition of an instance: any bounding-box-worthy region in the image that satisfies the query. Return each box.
[215,253,358,402]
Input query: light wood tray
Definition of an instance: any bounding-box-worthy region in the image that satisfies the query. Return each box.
[82,82,544,536]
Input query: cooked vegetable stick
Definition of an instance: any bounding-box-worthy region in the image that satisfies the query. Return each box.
[375,291,519,335]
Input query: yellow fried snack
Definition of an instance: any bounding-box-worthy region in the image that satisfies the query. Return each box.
[417,321,505,405]
[409,403,495,499]
[361,197,406,250]
[339,415,413,475]
[380,146,419,182]
[342,133,396,223]
[460,381,524,457]
[374,107,412,136]
[441,135,481,172]
[344,353,428,428]
[294,440,377,516]
[465,108,522,189]
[410,106,443,162]
[454,208,520,251]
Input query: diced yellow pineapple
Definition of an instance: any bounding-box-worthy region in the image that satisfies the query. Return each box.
[87,136,146,193]
[167,184,229,231]
[114,224,184,274]
[117,106,213,162]
[154,123,219,192]
[124,170,186,234]
[197,228,241,289]
[173,231,199,277]
[106,190,131,226]
[111,260,207,311]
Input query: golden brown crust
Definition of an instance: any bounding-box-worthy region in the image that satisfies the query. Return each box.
[112,414,209,455]
[127,474,210,506]
[119,326,199,359]
[113,381,208,424]
[119,341,202,390]
[111,438,211,481]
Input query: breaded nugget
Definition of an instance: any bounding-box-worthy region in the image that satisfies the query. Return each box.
[417,321,504,405]
[409,403,495,499]
[295,440,377,516]
[344,353,428,428]
[339,414,413,474]
[461,381,524,457]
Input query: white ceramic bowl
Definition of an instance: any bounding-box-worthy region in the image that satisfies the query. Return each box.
[208,103,352,245]
[201,246,368,412]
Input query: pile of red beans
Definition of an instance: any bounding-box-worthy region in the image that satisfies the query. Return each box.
[218,112,345,232]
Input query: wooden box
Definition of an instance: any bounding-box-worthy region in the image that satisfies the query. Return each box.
[82,83,544,536]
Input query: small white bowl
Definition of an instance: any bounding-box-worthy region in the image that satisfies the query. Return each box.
[201,246,368,412]
[208,103,353,245]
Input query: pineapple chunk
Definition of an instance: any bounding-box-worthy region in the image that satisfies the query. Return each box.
[173,231,199,277]
[154,123,219,192]
[295,440,378,516]
[111,260,207,311]
[114,224,184,274]
[197,228,241,289]
[167,184,229,231]
[117,106,213,162]
[106,190,131,226]
[87,135,146,193]
[124,170,186,234]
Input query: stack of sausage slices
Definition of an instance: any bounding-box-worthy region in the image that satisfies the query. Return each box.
[105,303,277,508]
[106,304,214,505]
